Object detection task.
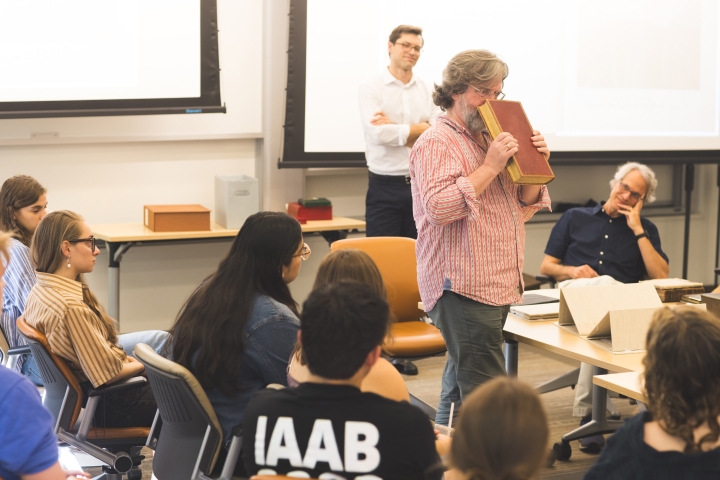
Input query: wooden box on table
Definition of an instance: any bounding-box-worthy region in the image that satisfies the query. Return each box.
[143,205,211,232]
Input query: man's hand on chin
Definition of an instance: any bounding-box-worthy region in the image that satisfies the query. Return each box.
[617,199,644,234]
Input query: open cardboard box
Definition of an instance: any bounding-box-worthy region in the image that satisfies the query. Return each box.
[557,283,706,354]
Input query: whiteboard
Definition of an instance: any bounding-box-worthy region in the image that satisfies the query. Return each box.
[0,0,263,145]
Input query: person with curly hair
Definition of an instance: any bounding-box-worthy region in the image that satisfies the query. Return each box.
[585,306,720,479]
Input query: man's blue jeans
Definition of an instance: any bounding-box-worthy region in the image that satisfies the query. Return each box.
[428,290,509,426]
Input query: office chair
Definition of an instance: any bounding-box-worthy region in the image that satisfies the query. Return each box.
[133,343,242,480]
[330,237,447,376]
[0,326,29,371]
[16,317,149,480]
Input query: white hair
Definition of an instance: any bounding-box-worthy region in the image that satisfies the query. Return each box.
[610,162,657,203]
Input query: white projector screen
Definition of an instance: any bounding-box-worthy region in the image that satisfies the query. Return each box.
[282,0,720,167]
[0,0,223,118]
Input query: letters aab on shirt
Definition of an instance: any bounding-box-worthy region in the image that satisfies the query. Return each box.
[254,416,383,479]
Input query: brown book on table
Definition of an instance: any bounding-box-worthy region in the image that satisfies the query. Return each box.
[478,100,555,185]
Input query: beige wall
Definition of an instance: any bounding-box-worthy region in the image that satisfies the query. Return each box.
[2,0,717,334]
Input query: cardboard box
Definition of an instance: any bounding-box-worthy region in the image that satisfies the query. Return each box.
[558,283,706,353]
[558,283,661,353]
[144,205,211,232]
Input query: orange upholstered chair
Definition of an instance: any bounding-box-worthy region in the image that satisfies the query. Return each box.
[330,237,446,375]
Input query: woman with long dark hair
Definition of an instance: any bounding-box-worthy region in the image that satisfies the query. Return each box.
[170,211,307,444]
[24,210,167,428]
[0,175,47,384]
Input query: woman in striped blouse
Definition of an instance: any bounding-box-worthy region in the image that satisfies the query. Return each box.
[0,175,48,384]
[24,210,167,428]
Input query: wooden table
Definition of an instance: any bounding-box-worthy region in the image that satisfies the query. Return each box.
[503,314,645,459]
[92,217,365,322]
[594,371,646,404]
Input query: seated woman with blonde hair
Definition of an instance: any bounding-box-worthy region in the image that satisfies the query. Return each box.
[23,210,167,428]
[288,248,409,402]
[445,377,549,480]
[585,306,720,479]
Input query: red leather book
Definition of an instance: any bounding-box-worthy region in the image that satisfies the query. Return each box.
[478,100,554,185]
[286,202,332,221]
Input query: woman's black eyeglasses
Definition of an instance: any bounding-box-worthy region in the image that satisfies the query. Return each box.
[69,236,96,251]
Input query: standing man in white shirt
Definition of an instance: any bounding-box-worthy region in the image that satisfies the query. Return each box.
[358,25,441,238]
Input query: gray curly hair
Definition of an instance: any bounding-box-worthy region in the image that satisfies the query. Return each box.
[610,162,658,203]
[432,50,508,111]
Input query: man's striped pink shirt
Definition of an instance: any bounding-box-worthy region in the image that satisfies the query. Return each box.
[409,116,551,311]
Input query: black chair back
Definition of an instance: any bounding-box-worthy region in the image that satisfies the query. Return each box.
[135,343,222,479]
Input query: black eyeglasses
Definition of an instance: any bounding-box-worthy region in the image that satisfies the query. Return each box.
[394,41,423,53]
[69,236,96,251]
[618,182,645,201]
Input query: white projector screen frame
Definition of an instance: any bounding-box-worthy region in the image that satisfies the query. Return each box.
[0,0,222,118]
[281,0,720,168]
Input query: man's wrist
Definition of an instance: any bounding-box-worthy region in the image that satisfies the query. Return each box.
[635,231,648,240]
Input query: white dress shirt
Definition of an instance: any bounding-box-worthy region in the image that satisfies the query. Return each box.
[358,68,441,176]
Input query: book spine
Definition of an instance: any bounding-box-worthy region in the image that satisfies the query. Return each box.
[477,104,502,139]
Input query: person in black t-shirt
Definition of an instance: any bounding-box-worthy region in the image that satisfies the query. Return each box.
[585,307,720,480]
[242,282,442,480]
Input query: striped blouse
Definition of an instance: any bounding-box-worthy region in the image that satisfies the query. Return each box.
[409,115,551,311]
[24,272,126,387]
[1,239,37,371]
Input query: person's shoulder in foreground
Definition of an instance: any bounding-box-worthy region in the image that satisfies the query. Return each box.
[242,281,441,480]
[584,411,720,480]
[0,367,59,480]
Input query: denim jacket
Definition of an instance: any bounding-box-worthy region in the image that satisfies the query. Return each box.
[201,293,300,443]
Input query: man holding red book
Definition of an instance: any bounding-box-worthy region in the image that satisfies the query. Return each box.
[409,49,552,426]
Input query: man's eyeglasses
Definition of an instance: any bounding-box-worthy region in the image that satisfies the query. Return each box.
[618,182,645,201]
[69,236,96,251]
[469,85,505,100]
[293,243,311,261]
[394,41,423,54]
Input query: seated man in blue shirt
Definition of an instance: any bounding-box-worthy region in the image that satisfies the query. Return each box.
[539,161,669,452]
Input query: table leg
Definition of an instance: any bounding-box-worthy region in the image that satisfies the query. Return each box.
[536,367,580,394]
[553,366,624,460]
[504,339,518,376]
[320,229,348,246]
[106,242,133,324]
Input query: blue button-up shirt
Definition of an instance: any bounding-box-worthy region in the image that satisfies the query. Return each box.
[544,202,668,284]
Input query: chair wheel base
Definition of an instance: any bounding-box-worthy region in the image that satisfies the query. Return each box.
[552,441,572,461]
[391,359,418,376]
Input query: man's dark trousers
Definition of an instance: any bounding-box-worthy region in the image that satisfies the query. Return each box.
[366,172,417,238]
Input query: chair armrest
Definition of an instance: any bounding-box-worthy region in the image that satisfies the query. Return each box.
[7,345,31,356]
[535,274,557,288]
[87,376,147,397]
